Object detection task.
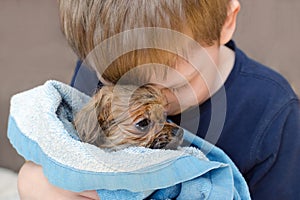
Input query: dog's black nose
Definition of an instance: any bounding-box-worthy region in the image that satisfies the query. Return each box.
[171,127,183,137]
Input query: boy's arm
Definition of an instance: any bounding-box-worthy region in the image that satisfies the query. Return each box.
[18,161,100,200]
[70,60,102,96]
[246,99,300,199]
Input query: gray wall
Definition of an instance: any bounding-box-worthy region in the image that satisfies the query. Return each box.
[0,0,299,172]
[0,1,77,171]
[234,1,300,93]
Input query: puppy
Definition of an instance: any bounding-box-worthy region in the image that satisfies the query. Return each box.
[74,84,183,151]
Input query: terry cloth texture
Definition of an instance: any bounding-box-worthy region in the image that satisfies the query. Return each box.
[7,80,251,200]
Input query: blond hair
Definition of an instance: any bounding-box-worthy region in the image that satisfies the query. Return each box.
[58,0,229,84]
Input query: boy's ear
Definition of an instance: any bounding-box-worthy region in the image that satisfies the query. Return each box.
[220,0,241,45]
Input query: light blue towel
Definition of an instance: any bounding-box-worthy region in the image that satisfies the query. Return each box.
[7,80,251,200]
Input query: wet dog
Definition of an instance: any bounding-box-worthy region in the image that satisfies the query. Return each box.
[74,84,183,151]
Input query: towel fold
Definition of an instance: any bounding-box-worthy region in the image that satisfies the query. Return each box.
[7,80,251,200]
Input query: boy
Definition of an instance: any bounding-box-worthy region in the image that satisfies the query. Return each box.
[18,0,300,199]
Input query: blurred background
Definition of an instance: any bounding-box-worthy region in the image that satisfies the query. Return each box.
[0,0,299,197]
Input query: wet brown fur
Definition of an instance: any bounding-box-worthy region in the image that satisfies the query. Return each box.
[74,85,183,151]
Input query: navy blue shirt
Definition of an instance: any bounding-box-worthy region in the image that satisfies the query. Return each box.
[71,41,300,199]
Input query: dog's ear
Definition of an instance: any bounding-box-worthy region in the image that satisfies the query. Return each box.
[94,87,114,129]
[74,86,113,146]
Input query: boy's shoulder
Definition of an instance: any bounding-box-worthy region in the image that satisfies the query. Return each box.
[229,41,298,103]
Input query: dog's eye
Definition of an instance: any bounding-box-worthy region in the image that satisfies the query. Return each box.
[135,119,151,132]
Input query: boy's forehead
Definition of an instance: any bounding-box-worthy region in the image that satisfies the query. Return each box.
[144,48,218,89]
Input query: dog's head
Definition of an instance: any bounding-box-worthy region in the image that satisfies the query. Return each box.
[74,84,183,151]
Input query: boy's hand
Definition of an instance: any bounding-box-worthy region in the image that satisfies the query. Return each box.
[18,161,100,200]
